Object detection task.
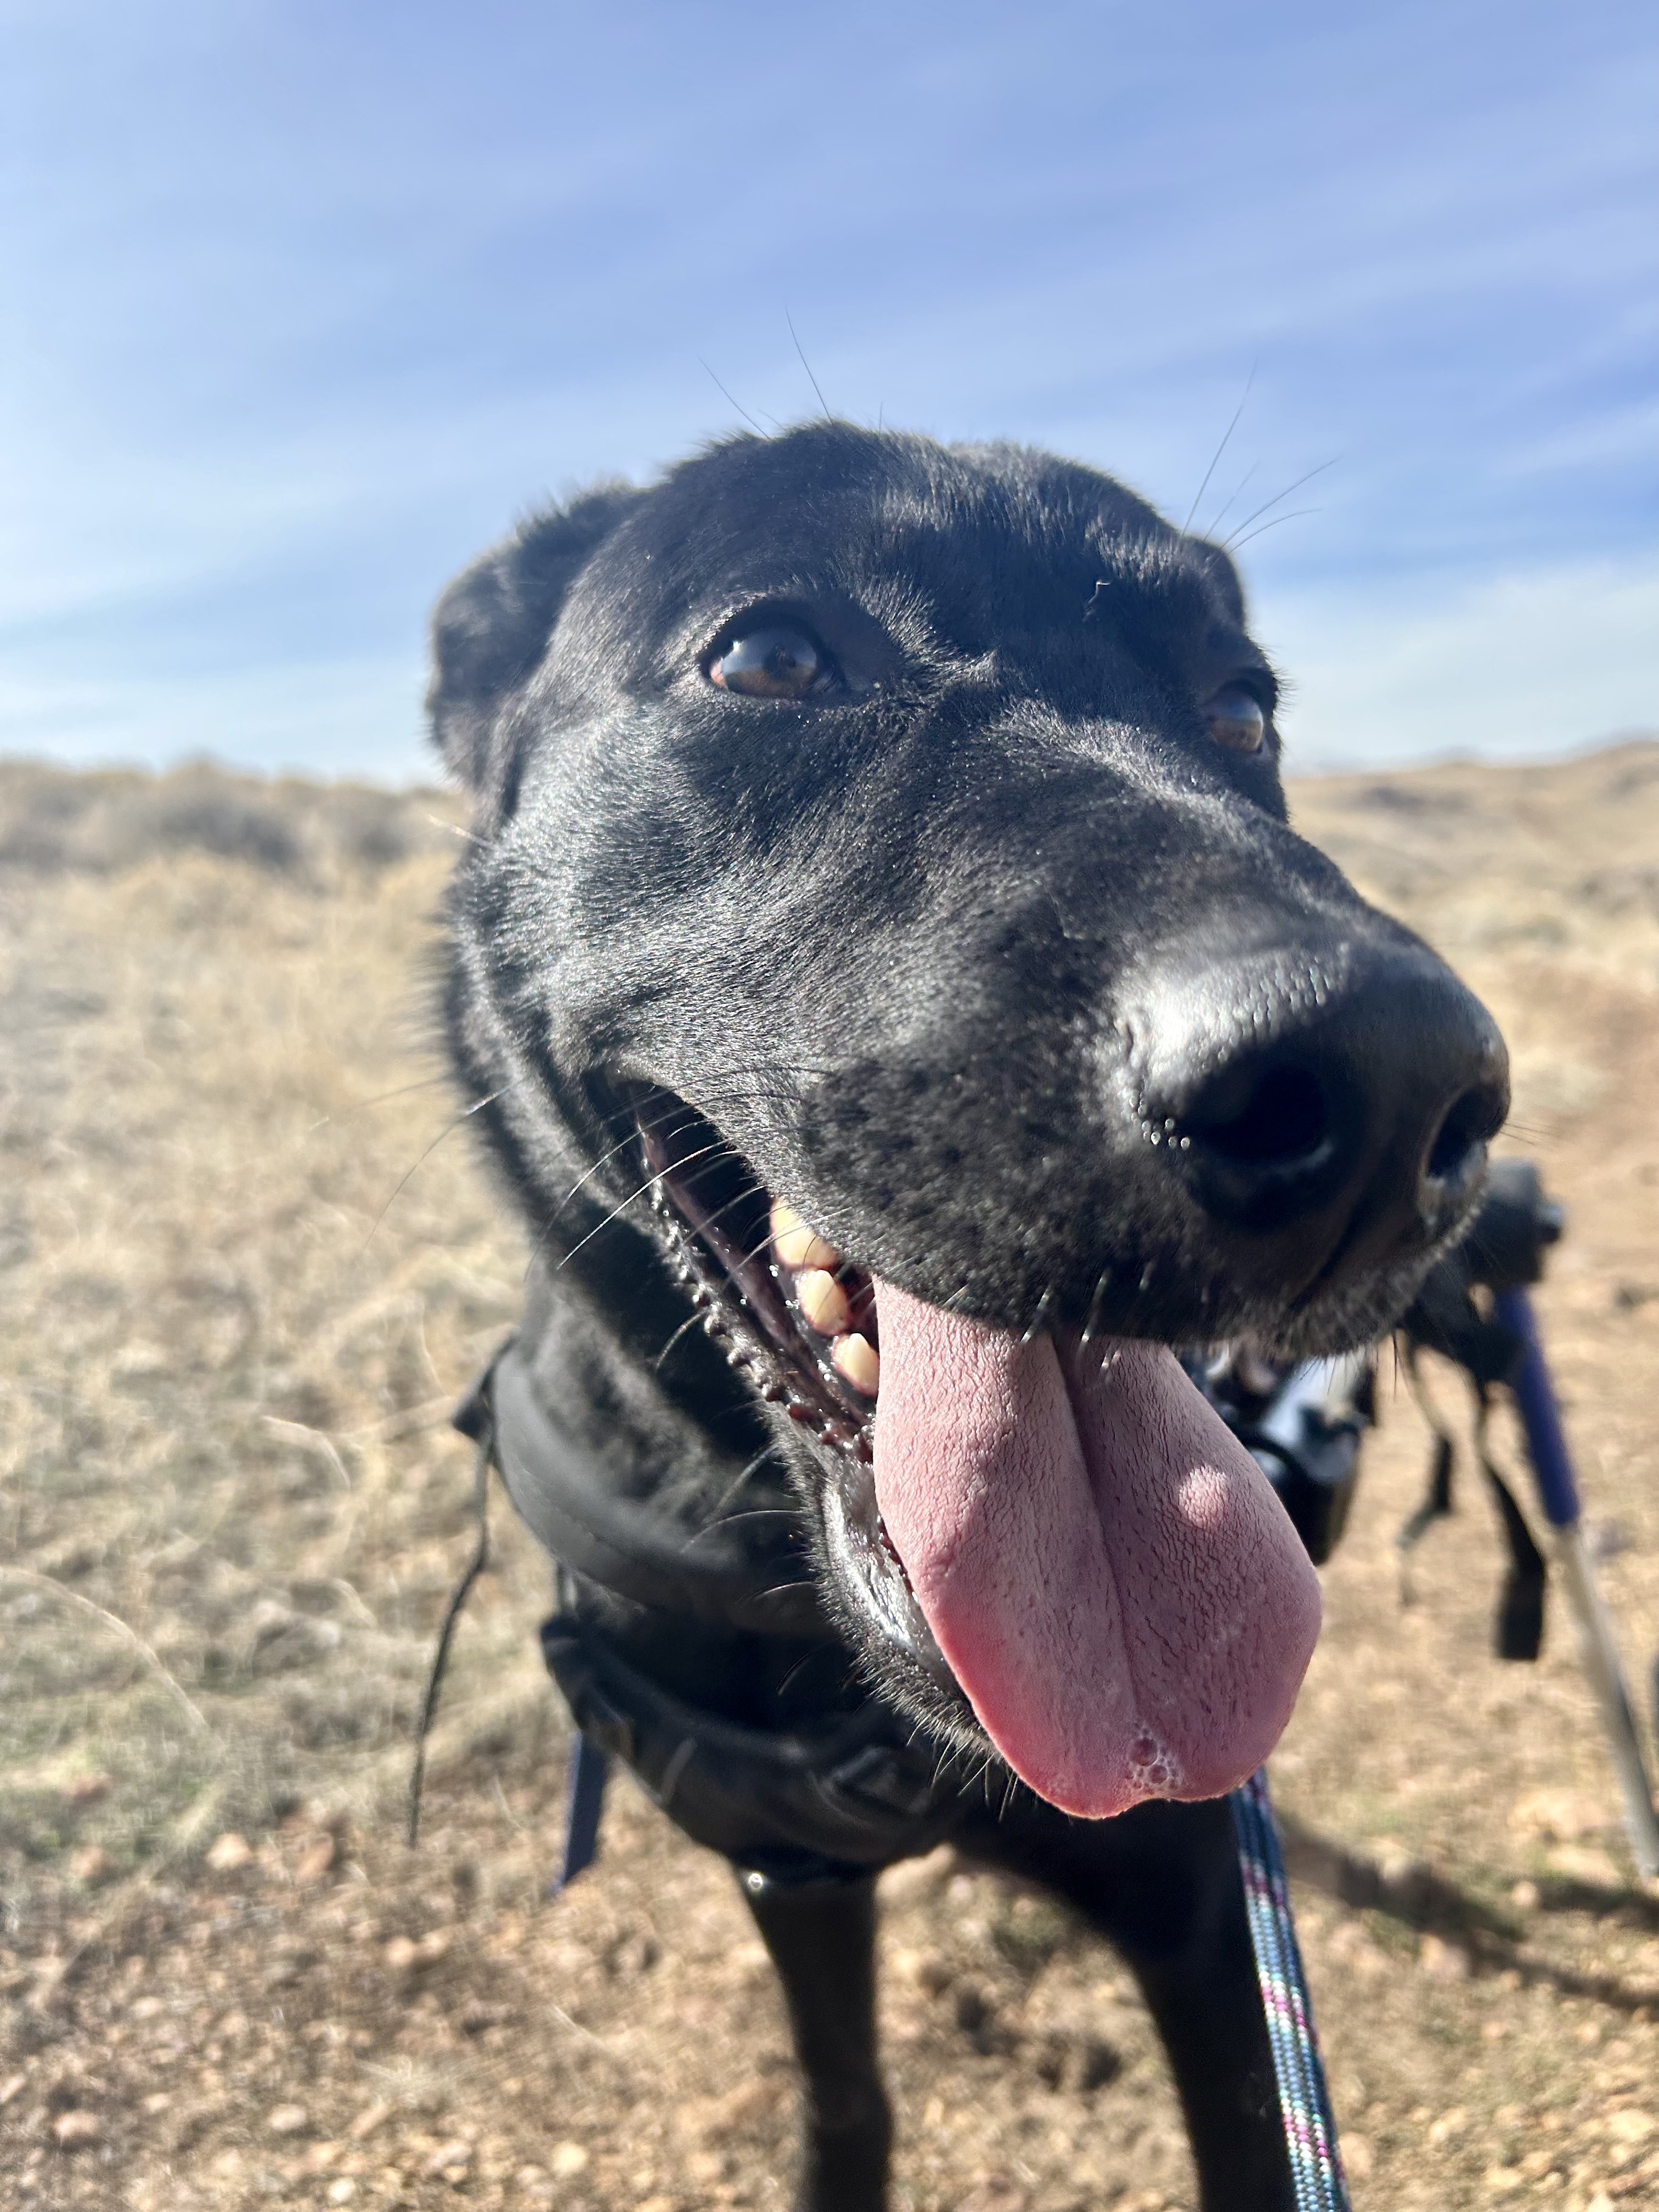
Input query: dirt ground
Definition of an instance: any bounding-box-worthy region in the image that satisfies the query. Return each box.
[2,743,1658,2212]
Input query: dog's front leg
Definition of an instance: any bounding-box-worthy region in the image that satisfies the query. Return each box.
[735,1865,892,2212]
[968,1797,1296,2212]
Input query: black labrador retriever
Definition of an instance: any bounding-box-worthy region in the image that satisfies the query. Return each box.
[427,422,1508,2210]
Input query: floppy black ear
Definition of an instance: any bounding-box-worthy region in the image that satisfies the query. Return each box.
[426,482,640,796]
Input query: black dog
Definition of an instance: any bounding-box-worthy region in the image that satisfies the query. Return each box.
[428,424,1507,2210]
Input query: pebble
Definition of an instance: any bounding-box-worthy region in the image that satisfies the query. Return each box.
[266,2104,309,2136]
[294,1833,336,1883]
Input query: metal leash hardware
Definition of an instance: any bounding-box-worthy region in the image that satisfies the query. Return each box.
[1229,1768,1350,2212]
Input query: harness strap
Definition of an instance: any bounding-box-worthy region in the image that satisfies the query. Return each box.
[555,1733,611,1892]
[407,1415,494,1847]
[1395,1338,1547,1661]
[461,1339,825,1637]
[1229,1769,1350,2212]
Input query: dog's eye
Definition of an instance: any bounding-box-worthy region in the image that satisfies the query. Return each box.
[709,625,825,700]
[1204,684,1268,754]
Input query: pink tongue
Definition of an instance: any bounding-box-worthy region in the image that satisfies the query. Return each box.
[871,1281,1322,1819]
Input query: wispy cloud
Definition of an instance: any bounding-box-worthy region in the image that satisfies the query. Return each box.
[1,0,1654,771]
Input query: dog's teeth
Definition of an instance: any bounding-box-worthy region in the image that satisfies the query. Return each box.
[770,1203,840,1272]
[831,1331,880,1397]
[795,1267,851,1336]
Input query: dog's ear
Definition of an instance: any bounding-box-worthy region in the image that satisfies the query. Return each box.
[427,483,640,798]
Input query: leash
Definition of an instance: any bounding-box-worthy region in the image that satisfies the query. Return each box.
[1229,1768,1350,2212]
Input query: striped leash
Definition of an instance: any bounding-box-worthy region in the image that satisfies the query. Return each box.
[1229,1768,1351,2211]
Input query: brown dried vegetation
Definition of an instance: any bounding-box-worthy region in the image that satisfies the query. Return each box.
[2,743,1658,2211]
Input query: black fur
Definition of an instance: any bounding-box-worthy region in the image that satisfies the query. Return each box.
[430,423,1507,2210]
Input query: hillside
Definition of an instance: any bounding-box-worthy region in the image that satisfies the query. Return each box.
[2,742,1656,2211]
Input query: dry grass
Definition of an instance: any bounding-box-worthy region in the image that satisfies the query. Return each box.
[1,743,1657,2211]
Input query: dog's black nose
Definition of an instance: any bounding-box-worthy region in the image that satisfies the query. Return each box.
[1132,938,1509,1285]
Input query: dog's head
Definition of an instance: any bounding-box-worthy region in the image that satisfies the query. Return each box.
[432,424,1508,1821]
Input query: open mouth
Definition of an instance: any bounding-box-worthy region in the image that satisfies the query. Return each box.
[624,1082,1325,1822]
[633,1088,884,1458]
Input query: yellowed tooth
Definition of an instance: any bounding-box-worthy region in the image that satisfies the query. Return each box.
[770,1201,840,1271]
[795,1267,851,1336]
[831,1331,880,1397]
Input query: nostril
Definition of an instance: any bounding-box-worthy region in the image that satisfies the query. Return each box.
[1425,1081,1506,1185]
[1177,1058,1331,1170]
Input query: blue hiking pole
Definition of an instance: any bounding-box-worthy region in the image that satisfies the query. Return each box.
[1493,1285,1659,1879]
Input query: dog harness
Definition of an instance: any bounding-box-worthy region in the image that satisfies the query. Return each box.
[444,1339,969,1881]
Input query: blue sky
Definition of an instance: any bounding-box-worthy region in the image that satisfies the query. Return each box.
[2,0,1655,778]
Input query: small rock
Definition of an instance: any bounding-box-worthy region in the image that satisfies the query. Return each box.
[294,1834,336,1884]
[69,1844,112,1887]
[1428,2106,1468,2145]
[1418,1933,1470,1982]
[205,1832,255,1873]
[1545,1842,1623,1888]
[878,1844,955,1903]
[382,1936,419,1973]
[1510,1788,1612,1843]
[1608,2109,1655,2143]
[678,2075,786,2143]
[326,2183,357,2206]
[266,2103,309,2136]
[894,1946,952,1996]
[959,2181,1028,2212]
[1342,2132,1374,2179]
[550,2141,589,2177]
[421,2138,472,2176]
[51,2111,101,2149]
[348,2100,392,2140]
[1509,1878,1540,1911]
[0,2073,28,2108]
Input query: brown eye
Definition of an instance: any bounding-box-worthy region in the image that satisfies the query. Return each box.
[1204,683,1268,754]
[709,625,824,699]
